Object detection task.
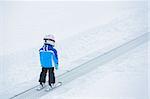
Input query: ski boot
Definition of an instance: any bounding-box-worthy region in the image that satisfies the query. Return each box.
[36,83,45,91]
[45,84,53,91]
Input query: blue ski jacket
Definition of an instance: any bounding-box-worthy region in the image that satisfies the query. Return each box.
[39,44,58,69]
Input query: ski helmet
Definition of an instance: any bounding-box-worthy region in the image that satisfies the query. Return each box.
[43,34,55,46]
[43,34,55,42]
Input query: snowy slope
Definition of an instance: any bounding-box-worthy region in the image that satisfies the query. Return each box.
[58,9,147,71]
[3,33,147,99]
[148,41,150,98]
[0,1,148,99]
[41,37,148,99]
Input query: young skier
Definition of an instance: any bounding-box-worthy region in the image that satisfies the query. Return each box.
[37,34,59,91]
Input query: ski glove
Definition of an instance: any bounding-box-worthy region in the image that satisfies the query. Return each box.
[55,67,58,70]
[55,64,58,70]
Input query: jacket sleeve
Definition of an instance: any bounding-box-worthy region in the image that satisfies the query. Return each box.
[52,49,59,69]
[53,54,58,69]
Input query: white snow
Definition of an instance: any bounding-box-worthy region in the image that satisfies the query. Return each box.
[148,40,150,99]
[41,38,148,99]
[0,1,148,99]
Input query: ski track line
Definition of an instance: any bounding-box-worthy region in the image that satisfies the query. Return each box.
[9,33,149,99]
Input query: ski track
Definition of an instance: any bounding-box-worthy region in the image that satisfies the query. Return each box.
[9,33,149,99]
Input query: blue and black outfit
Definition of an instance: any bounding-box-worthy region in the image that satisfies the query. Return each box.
[39,43,58,85]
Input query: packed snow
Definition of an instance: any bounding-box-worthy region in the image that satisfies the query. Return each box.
[40,39,148,99]
[0,1,148,99]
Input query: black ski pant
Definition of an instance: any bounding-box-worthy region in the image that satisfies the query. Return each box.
[39,67,55,85]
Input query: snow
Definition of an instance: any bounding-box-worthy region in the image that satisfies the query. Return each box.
[2,33,148,99]
[0,1,148,99]
[1,1,147,55]
[41,38,148,99]
[148,40,150,99]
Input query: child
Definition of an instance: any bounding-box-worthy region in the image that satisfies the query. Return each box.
[37,34,59,91]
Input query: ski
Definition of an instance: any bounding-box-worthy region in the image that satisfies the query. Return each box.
[45,82,62,92]
[36,84,46,91]
[36,82,62,91]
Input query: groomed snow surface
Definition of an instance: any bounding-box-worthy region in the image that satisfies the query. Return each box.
[41,39,148,99]
[0,1,148,99]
